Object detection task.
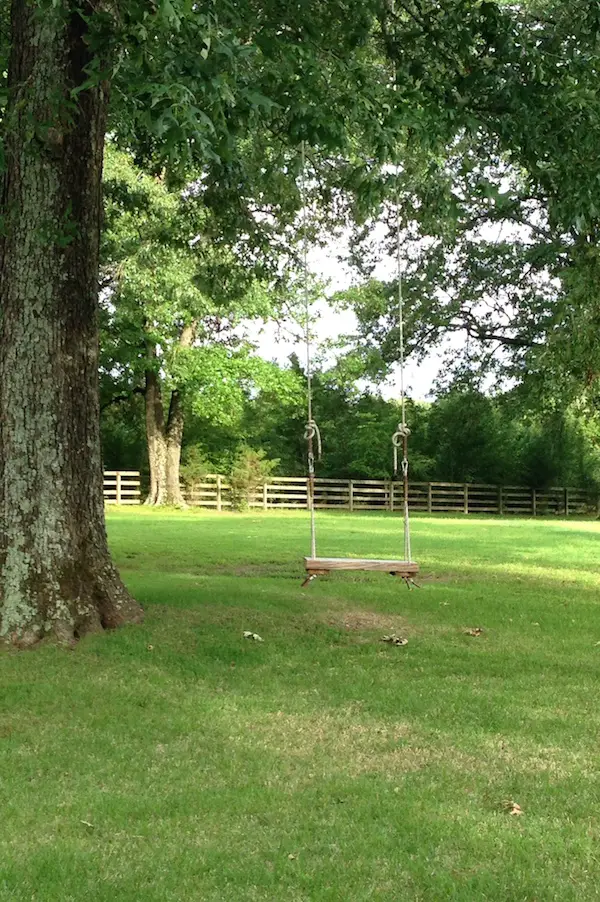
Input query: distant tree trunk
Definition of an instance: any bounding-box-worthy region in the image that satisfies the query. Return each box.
[143,382,187,507]
[144,323,196,507]
[0,2,143,645]
[165,390,186,506]
[144,352,168,506]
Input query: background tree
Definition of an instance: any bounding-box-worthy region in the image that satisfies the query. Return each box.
[101,146,293,506]
[236,359,600,488]
[337,0,600,405]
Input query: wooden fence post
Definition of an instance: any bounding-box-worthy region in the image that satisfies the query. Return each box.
[390,480,394,512]
[498,486,503,515]
[263,483,268,510]
[349,480,354,512]
[564,487,569,517]
[532,487,537,517]
[216,474,222,512]
[427,483,433,514]
[463,483,469,515]
[116,471,122,505]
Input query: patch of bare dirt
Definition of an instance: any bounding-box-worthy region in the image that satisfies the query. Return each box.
[417,572,457,583]
[322,610,413,633]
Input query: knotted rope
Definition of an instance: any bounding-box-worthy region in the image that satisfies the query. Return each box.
[392,422,410,478]
[304,418,322,473]
[301,141,318,559]
[393,191,413,567]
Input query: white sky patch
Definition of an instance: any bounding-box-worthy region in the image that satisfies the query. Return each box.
[250,199,544,401]
[250,235,451,401]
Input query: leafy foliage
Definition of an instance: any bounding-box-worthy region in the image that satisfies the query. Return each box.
[100,145,301,424]
[103,355,600,490]
[320,1,600,413]
[229,447,279,511]
[179,445,210,494]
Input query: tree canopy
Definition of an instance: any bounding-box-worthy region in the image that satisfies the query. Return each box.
[328,1,600,404]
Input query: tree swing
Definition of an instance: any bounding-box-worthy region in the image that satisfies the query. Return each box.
[299,145,419,587]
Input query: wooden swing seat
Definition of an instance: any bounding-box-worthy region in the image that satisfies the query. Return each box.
[304,557,419,579]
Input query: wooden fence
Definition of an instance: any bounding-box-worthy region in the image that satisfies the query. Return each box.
[103,471,141,505]
[182,475,598,516]
[102,471,598,515]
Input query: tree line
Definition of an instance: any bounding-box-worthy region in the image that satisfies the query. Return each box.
[102,364,600,492]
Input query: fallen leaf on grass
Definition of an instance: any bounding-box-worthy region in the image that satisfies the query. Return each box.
[381,635,408,646]
[243,631,264,642]
[502,800,524,816]
[288,853,297,860]
[80,820,95,829]
[464,627,484,637]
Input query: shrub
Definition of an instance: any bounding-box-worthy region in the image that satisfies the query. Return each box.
[229,447,279,511]
[180,445,210,496]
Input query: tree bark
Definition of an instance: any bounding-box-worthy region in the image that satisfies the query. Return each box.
[0,2,143,645]
[144,323,196,507]
[144,349,168,506]
[165,390,186,506]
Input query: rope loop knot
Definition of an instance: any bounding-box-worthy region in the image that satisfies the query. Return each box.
[304,419,322,461]
[392,423,411,446]
[392,423,410,478]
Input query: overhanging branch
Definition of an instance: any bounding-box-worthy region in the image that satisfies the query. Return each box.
[100,385,146,413]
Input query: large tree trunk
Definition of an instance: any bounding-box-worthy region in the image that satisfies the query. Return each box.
[0,2,143,646]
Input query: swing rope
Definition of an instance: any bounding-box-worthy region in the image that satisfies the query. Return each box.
[392,210,412,563]
[391,38,413,564]
[301,141,318,559]
[300,139,414,571]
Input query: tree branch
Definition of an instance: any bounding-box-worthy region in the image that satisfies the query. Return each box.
[100,385,146,412]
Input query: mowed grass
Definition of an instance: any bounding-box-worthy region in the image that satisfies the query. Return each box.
[3,511,600,901]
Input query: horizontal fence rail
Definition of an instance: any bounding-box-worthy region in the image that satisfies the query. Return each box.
[102,472,597,515]
[103,471,141,505]
[180,475,598,517]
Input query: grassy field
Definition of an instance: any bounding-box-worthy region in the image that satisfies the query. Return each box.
[3,510,600,901]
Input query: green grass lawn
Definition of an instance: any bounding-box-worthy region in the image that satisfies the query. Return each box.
[3,510,600,901]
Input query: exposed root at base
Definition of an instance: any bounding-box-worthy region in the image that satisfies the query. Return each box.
[1,570,144,649]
